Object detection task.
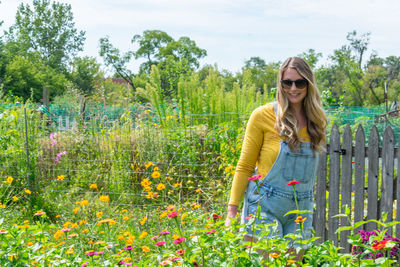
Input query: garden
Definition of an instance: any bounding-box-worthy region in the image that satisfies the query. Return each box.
[1,99,400,266]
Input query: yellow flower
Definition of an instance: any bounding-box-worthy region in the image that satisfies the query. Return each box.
[152,171,161,179]
[172,234,179,240]
[93,240,104,245]
[24,189,31,194]
[141,178,152,187]
[82,228,89,233]
[6,176,13,184]
[126,235,135,243]
[157,183,166,191]
[99,195,110,202]
[57,175,65,181]
[66,247,74,254]
[63,221,72,228]
[89,184,98,190]
[80,200,89,206]
[121,209,128,213]
[73,207,79,214]
[12,196,18,202]
[54,230,63,240]
[71,223,78,229]
[153,166,159,171]
[195,188,202,193]
[98,219,117,225]
[173,181,182,188]
[118,235,125,240]
[56,214,61,218]
[124,256,132,261]
[160,211,168,218]
[145,161,153,169]
[26,241,34,246]
[287,260,296,264]
[225,166,233,173]
[0,203,5,208]
[145,191,154,199]
[96,211,103,218]
[139,232,148,239]
[231,170,235,175]
[123,216,129,221]
[141,245,150,252]
[139,216,147,225]
[144,185,152,192]
[78,220,87,225]
[181,213,188,220]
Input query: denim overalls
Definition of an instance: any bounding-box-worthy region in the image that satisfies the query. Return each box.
[241,103,318,241]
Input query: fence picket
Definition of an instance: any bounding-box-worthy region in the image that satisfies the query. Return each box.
[354,125,365,233]
[315,149,327,243]
[381,126,395,235]
[328,124,340,246]
[366,125,379,232]
[340,125,352,252]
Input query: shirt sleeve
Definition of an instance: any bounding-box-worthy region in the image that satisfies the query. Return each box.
[228,106,265,206]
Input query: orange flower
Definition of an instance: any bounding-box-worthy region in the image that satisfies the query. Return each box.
[295,216,307,224]
[141,245,150,252]
[372,240,388,251]
[270,253,281,259]
[139,216,147,225]
[99,195,110,202]
[152,171,161,179]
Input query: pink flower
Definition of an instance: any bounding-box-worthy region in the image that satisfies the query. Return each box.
[168,211,178,218]
[286,180,300,186]
[50,133,57,146]
[85,251,95,256]
[173,237,185,244]
[155,241,166,246]
[160,261,170,266]
[123,245,135,250]
[94,251,104,255]
[81,262,88,267]
[55,151,67,163]
[170,257,181,261]
[159,231,170,235]
[61,228,70,232]
[212,213,221,220]
[205,229,217,234]
[151,235,159,240]
[176,249,185,255]
[245,214,254,220]
[248,174,262,181]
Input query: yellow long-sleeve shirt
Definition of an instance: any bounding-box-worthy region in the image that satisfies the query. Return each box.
[228,103,311,206]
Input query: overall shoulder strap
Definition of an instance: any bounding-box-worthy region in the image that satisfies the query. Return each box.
[271,101,278,117]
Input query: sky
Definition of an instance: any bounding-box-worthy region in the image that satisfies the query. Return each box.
[0,0,399,74]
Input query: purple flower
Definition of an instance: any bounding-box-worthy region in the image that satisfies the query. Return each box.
[56,151,67,163]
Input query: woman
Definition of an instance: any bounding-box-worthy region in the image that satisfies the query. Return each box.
[225,57,327,243]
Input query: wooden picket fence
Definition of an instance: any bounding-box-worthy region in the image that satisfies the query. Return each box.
[313,123,399,253]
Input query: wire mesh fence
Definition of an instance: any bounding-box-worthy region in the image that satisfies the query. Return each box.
[1,102,400,213]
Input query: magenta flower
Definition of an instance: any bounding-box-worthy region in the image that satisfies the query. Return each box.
[155,241,166,246]
[123,245,135,250]
[205,229,217,234]
[117,261,125,265]
[173,237,185,244]
[248,174,262,181]
[85,251,95,256]
[159,230,170,235]
[81,262,88,267]
[151,235,159,240]
[170,257,181,261]
[168,211,178,218]
[94,251,104,255]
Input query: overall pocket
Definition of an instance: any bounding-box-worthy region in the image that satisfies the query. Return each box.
[283,151,316,182]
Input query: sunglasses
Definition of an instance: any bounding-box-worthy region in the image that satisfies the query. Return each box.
[280,79,308,89]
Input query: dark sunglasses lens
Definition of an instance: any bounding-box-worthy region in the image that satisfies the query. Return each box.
[281,80,292,88]
[295,79,308,88]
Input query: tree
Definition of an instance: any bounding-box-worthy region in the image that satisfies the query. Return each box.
[69,56,102,96]
[132,30,173,73]
[346,30,370,69]
[298,49,322,69]
[241,57,279,95]
[99,36,135,90]
[5,0,85,71]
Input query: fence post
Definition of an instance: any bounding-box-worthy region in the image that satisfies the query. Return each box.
[24,108,35,210]
[328,123,340,246]
[396,133,400,239]
[366,125,379,232]
[381,126,394,235]
[354,124,365,233]
[315,146,327,244]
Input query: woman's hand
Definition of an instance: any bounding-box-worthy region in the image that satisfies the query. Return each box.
[225,204,239,226]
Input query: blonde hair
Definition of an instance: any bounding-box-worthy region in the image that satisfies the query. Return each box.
[275,57,327,152]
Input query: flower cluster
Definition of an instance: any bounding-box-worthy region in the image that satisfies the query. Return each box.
[352,230,400,260]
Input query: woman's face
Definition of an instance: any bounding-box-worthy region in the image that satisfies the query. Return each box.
[281,67,307,108]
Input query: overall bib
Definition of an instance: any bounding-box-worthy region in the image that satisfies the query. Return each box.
[241,115,318,241]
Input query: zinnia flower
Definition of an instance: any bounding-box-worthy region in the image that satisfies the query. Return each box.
[248,174,262,181]
[287,180,300,186]
[155,241,166,246]
[168,211,178,218]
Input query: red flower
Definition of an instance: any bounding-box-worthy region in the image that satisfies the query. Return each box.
[372,240,388,251]
[212,213,221,220]
[286,180,300,186]
[248,174,262,181]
